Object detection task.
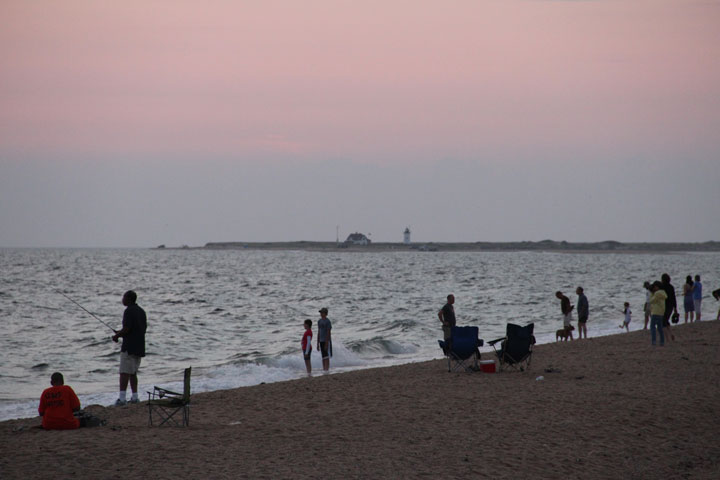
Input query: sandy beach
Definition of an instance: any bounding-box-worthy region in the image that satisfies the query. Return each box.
[2,320,719,479]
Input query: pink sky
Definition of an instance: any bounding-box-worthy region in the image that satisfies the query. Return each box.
[1,1,719,246]
[2,0,718,163]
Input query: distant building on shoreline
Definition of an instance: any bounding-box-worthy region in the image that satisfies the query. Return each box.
[403,227,411,244]
[345,232,371,245]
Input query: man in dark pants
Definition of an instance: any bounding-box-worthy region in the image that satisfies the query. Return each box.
[660,274,677,342]
[112,290,147,405]
[576,287,589,339]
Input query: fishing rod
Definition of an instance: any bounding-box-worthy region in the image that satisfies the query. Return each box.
[57,291,117,333]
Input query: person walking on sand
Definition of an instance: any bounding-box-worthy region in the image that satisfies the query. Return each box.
[317,308,332,372]
[693,275,703,321]
[576,287,588,339]
[619,302,632,332]
[683,275,695,323]
[301,319,313,376]
[714,288,720,321]
[438,294,456,349]
[556,291,574,340]
[38,372,81,430]
[648,281,667,346]
[112,290,147,406]
[660,274,677,341]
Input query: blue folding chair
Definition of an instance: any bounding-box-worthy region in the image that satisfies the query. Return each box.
[438,326,483,372]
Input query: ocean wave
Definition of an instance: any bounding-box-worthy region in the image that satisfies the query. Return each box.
[379,318,418,332]
[346,337,418,356]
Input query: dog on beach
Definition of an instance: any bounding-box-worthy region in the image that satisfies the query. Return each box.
[556,325,575,342]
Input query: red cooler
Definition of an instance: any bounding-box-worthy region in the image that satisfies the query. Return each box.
[479,360,496,373]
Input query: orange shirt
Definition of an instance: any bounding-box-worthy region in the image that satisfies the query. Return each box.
[38,385,81,430]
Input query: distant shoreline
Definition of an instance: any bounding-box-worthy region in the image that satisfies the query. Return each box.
[156,240,720,253]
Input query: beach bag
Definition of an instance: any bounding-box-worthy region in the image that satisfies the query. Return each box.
[76,410,106,428]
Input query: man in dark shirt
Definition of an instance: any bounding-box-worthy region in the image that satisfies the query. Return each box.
[660,273,677,342]
[438,294,456,343]
[112,290,147,405]
[576,287,589,339]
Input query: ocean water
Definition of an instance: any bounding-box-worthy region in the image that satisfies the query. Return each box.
[1,247,718,421]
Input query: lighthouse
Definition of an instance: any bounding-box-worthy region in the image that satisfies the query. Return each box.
[403,227,411,244]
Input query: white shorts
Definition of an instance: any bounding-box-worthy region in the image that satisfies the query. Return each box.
[694,299,702,315]
[119,351,142,375]
[563,313,573,327]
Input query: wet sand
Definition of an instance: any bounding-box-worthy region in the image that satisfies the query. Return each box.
[2,321,719,479]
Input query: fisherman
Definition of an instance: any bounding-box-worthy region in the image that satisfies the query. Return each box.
[112,290,147,406]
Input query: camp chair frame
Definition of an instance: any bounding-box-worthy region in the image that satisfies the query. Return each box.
[147,367,191,427]
[438,326,483,373]
[488,323,535,372]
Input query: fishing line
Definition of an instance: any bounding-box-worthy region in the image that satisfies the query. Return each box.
[57,291,117,333]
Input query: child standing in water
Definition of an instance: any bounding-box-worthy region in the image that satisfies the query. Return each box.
[301,319,313,375]
[620,302,632,332]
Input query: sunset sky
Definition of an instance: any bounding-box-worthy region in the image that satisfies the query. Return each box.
[1,0,719,247]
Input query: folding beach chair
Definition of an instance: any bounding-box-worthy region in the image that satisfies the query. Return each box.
[438,326,483,372]
[147,367,191,427]
[488,323,535,372]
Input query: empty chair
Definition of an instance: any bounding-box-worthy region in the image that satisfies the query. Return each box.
[438,326,483,372]
[488,323,535,372]
[147,367,191,427]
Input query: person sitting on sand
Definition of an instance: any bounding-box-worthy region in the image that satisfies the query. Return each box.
[555,291,574,340]
[620,302,631,332]
[301,319,313,375]
[38,372,81,430]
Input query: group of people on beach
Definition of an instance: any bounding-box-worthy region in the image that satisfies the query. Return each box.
[38,290,146,430]
[440,273,720,349]
[40,289,339,430]
[642,273,719,346]
[555,273,719,347]
[37,275,720,430]
[554,288,589,341]
[301,307,333,375]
